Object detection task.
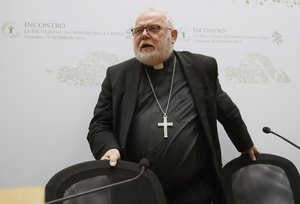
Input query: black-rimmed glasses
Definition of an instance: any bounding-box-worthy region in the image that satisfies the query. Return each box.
[130,24,172,36]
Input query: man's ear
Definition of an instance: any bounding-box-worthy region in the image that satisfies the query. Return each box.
[171,29,178,44]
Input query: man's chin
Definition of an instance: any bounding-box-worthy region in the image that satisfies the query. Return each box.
[135,52,158,66]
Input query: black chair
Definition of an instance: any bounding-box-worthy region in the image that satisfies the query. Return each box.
[221,153,300,204]
[45,160,167,204]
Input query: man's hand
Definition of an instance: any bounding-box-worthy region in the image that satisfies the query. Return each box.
[241,146,259,161]
[100,148,121,166]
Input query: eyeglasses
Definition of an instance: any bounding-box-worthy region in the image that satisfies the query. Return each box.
[130,24,172,36]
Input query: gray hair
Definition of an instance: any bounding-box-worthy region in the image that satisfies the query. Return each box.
[137,8,174,28]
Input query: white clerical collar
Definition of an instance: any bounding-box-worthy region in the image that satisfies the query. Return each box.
[153,63,164,70]
[152,52,175,70]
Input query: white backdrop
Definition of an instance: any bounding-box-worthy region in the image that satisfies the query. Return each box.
[1,0,299,188]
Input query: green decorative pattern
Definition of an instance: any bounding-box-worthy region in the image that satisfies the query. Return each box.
[224,53,290,83]
[47,51,120,87]
[245,0,300,7]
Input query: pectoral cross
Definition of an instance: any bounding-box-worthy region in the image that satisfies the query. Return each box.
[158,114,173,138]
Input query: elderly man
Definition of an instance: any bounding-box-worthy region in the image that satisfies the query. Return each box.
[87,8,258,204]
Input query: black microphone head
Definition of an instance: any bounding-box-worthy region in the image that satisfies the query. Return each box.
[139,158,150,170]
[262,127,271,133]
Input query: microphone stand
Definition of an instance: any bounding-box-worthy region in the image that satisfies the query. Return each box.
[263,127,300,150]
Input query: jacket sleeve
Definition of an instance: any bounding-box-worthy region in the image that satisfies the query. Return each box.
[87,68,120,159]
[216,79,254,152]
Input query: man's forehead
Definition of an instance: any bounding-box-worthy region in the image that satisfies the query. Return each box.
[135,11,166,26]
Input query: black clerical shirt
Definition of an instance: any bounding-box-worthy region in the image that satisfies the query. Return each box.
[127,54,212,192]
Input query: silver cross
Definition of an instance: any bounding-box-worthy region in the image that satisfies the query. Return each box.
[158,115,173,138]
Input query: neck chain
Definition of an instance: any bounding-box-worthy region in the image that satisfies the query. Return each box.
[144,56,176,138]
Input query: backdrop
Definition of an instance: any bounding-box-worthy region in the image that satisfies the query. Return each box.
[1,0,299,188]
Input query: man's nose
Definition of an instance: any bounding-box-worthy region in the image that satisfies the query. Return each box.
[141,28,150,39]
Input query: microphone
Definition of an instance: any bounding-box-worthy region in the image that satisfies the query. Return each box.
[45,158,150,204]
[139,158,149,170]
[262,126,300,150]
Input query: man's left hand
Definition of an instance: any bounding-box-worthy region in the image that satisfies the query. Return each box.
[241,146,259,161]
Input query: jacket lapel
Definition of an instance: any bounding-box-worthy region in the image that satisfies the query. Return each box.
[176,52,207,119]
[119,60,142,147]
[176,52,215,155]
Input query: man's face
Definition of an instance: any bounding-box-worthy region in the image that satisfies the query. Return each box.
[132,11,177,66]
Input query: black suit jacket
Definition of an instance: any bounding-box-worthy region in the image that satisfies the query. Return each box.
[87,51,253,177]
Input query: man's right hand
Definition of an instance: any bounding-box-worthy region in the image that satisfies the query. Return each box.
[100,148,121,167]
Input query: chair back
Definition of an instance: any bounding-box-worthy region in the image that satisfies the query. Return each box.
[221,153,300,204]
[45,160,167,204]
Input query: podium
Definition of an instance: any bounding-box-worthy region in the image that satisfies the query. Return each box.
[0,186,44,204]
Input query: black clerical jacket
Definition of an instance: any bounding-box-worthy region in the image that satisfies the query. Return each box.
[87,50,253,178]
